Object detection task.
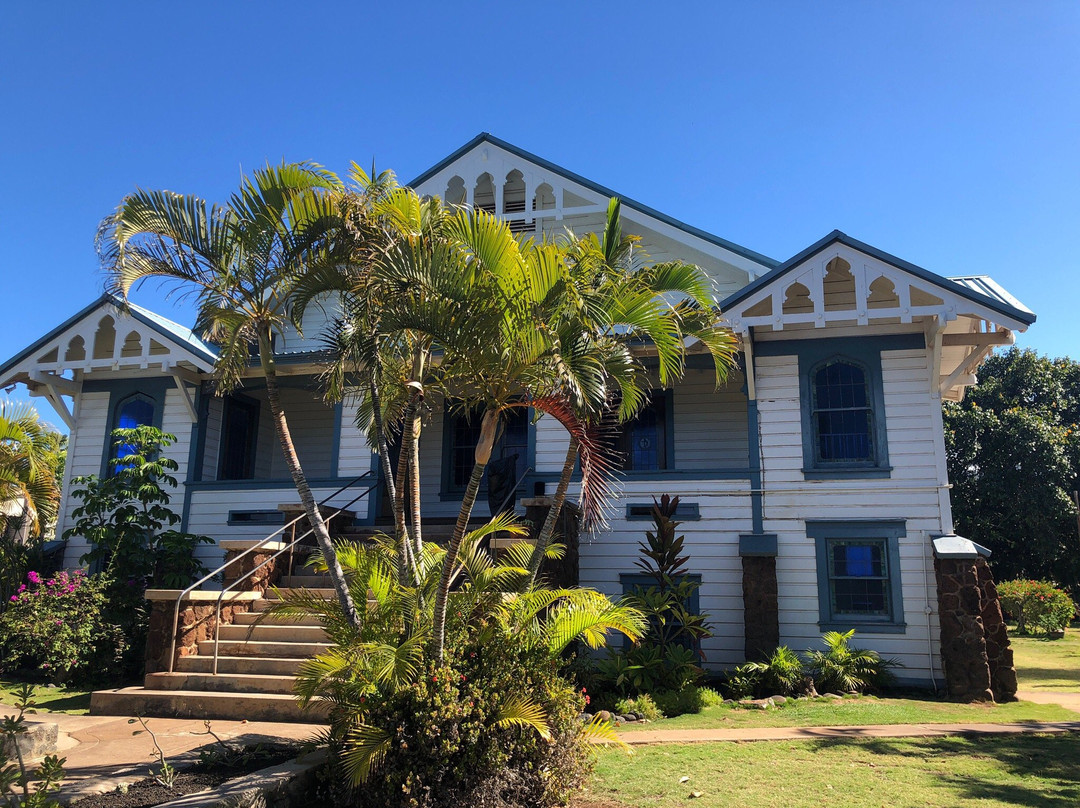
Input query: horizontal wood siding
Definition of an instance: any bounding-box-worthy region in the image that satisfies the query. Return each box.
[337,394,372,478]
[59,391,110,566]
[755,346,945,683]
[674,370,748,470]
[202,397,223,480]
[578,479,754,669]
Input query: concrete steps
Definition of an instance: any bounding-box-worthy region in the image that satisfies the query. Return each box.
[92,585,335,723]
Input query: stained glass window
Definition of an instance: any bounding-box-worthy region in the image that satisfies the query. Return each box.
[812,360,874,463]
[827,539,890,618]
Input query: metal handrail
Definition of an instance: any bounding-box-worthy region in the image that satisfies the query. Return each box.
[167,470,375,673]
[210,479,379,674]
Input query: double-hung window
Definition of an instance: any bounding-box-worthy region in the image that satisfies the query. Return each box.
[615,391,672,472]
[811,359,875,464]
[808,520,906,633]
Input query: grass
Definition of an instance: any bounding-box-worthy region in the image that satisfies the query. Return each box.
[579,734,1080,808]
[617,693,1078,732]
[1010,623,1080,693]
[0,679,91,715]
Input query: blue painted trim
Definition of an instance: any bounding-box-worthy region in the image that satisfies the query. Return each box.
[87,377,170,478]
[529,468,754,483]
[752,333,926,357]
[625,502,701,521]
[807,519,907,633]
[718,230,1035,326]
[329,401,343,478]
[802,467,893,480]
[747,400,763,533]
[180,384,205,533]
[406,133,779,269]
[662,388,675,471]
[738,533,777,557]
[186,477,362,491]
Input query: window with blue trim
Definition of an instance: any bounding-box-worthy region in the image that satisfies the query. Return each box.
[110,393,155,472]
[811,359,875,464]
[615,392,669,471]
[808,520,906,632]
[445,407,528,494]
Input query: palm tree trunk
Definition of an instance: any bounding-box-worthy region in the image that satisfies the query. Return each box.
[525,435,579,586]
[259,331,360,630]
[407,348,427,559]
[369,378,416,587]
[431,408,498,662]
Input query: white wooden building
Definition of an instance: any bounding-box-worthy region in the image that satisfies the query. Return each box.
[0,134,1035,687]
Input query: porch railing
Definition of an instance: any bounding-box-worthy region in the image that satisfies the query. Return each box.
[167,470,376,673]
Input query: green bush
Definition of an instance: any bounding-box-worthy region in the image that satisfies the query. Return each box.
[997,579,1076,634]
[0,570,128,684]
[614,694,663,721]
[728,646,814,699]
[651,685,723,717]
[805,630,898,694]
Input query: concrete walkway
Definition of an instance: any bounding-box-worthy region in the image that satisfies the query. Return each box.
[33,713,323,803]
[1016,689,1080,711]
[619,719,1080,745]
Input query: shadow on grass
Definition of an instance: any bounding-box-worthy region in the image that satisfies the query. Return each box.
[1017,667,1080,687]
[806,733,1080,807]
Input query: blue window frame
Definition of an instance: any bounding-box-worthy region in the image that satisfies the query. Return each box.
[615,391,674,472]
[808,520,906,633]
[441,406,529,497]
[810,359,875,464]
[109,393,156,472]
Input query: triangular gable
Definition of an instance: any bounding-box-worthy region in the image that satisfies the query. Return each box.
[408,133,778,282]
[719,230,1035,335]
[0,294,217,388]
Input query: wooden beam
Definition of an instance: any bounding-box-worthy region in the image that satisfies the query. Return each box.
[941,332,1014,347]
[27,370,80,396]
[171,374,198,423]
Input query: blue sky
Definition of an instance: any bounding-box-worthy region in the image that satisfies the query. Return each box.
[2,2,1077,429]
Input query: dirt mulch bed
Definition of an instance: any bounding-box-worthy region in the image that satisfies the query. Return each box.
[70,744,302,808]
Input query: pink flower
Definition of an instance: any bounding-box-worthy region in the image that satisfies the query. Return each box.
[9,595,17,603]
[27,571,41,585]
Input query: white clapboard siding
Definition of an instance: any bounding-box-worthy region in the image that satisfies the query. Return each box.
[59,392,111,566]
[185,484,372,568]
[337,394,373,478]
[578,478,755,669]
[754,346,945,682]
[161,388,193,486]
[266,393,337,479]
[201,397,224,480]
[673,370,748,469]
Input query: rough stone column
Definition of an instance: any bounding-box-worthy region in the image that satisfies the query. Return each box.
[976,556,1018,701]
[739,534,779,661]
[143,591,257,674]
[934,555,993,701]
[522,496,580,587]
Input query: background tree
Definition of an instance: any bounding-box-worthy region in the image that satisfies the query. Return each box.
[0,400,64,541]
[944,347,1080,593]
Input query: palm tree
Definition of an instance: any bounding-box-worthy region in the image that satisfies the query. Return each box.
[523,198,739,584]
[97,162,361,629]
[0,401,63,539]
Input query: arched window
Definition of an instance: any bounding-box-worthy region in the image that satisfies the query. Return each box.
[810,359,874,463]
[110,393,156,470]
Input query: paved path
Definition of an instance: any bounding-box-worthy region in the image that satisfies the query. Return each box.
[32,713,323,802]
[619,719,1080,745]
[1016,689,1080,711]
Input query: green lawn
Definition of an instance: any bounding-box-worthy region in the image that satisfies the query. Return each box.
[617,694,1078,732]
[0,679,91,715]
[1011,624,1080,693]
[579,734,1080,808]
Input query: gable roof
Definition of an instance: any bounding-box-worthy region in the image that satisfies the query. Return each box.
[0,294,217,382]
[719,230,1036,327]
[408,132,780,270]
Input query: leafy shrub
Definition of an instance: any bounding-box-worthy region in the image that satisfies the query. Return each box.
[804,630,898,694]
[599,495,712,695]
[67,427,212,589]
[614,694,663,721]
[651,685,724,717]
[729,646,815,699]
[0,684,67,807]
[997,579,1076,634]
[0,571,128,684]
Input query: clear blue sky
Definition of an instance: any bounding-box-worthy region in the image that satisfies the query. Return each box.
[2,2,1077,429]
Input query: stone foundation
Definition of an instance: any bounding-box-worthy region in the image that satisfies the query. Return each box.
[933,536,1017,703]
[739,534,779,662]
[143,590,261,674]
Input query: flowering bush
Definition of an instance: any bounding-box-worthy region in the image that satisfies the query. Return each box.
[998,579,1076,634]
[0,570,128,684]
